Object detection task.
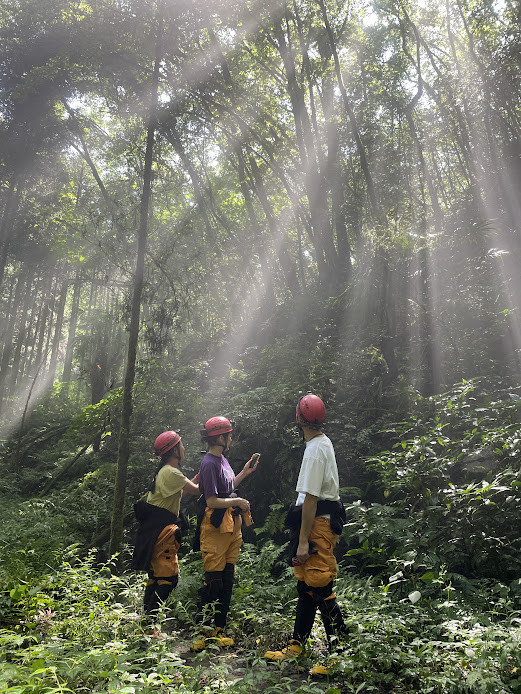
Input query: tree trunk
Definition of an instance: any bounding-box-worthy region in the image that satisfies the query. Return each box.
[32,273,53,373]
[48,275,69,386]
[61,275,82,386]
[317,0,380,223]
[0,178,22,288]
[237,153,276,307]
[109,4,163,559]
[247,154,300,297]
[273,10,335,290]
[90,332,108,452]
[8,274,35,398]
[0,270,28,415]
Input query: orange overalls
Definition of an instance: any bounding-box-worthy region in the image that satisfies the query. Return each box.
[199,507,252,628]
[143,524,181,616]
[200,507,244,572]
[292,514,347,647]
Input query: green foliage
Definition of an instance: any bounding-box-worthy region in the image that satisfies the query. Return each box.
[344,379,521,581]
[2,542,521,693]
[2,0,521,688]
[61,389,123,450]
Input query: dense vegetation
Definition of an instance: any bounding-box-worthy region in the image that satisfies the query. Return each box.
[2,0,521,691]
[4,381,521,692]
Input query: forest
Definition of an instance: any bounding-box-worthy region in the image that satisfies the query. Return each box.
[2,0,521,691]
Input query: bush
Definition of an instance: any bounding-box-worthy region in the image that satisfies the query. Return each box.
[343,379,521,581]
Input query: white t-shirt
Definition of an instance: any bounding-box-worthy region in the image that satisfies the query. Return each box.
[295,434,340,505]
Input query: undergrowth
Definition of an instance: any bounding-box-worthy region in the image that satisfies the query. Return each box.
[4,381,521,692]
[1,542,521,693]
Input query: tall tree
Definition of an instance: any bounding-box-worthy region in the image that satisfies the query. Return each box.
[108,0,164,558]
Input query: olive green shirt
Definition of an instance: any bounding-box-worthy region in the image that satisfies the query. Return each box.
[146,465,188,517]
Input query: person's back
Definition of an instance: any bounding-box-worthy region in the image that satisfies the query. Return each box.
[296,433,340,504]
[131,430,199,637]
[264,394,348,675]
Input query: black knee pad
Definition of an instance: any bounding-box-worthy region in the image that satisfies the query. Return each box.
[155,579,177,603]
[204,571,224,601]
[222,563,235,590]
[296,580,310,596]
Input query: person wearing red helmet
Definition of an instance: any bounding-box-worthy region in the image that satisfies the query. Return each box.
[191,416,259,651]
[264,394,347,675]
[131,430,199,637]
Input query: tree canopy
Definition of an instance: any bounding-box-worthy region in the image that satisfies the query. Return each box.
[2,1,521,690]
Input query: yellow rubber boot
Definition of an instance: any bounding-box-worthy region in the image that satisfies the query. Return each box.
[191,628,234,651]
[210,627,234,647]
[264,640,302,661]
[310,659,340,677]
[190,633,207,652]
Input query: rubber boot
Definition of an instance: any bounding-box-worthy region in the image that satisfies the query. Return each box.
[191,627,234,651]
[264,640,302,661]
[311,598,347,676]
[198,571,223,624]
[192,571,235,651]
[265,584,313,661]
[320,598,348,648]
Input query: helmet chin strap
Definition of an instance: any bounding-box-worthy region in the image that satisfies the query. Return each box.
[215,434,229,451]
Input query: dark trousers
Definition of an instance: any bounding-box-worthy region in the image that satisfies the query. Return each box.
[293,580,348,649]
[143,574,179,619]
[199,562,235,628]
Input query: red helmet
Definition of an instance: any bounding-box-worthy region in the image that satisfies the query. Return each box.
[201,416,234,438]
[296,394,325,429]
[154,430,181,456]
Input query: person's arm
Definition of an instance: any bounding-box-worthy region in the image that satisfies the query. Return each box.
[234,454,259,487]
[182,479,199,495]
[296,493,318,564]
[205,495,250,512]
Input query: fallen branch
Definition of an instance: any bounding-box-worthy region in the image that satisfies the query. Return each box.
[39,429,105,496]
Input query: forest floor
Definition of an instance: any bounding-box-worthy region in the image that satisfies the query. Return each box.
[167,635,336,690]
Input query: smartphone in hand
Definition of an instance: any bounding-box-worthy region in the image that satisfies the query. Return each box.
[249,452,260,468]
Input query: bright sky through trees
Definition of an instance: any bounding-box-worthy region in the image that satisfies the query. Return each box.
[1,0,520,436]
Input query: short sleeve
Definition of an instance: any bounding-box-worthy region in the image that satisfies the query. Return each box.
[155,466,188,498]
[200,459,220,500]
[295,450,326,497]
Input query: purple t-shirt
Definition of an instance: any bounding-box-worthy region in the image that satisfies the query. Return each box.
[199,452,235,501]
